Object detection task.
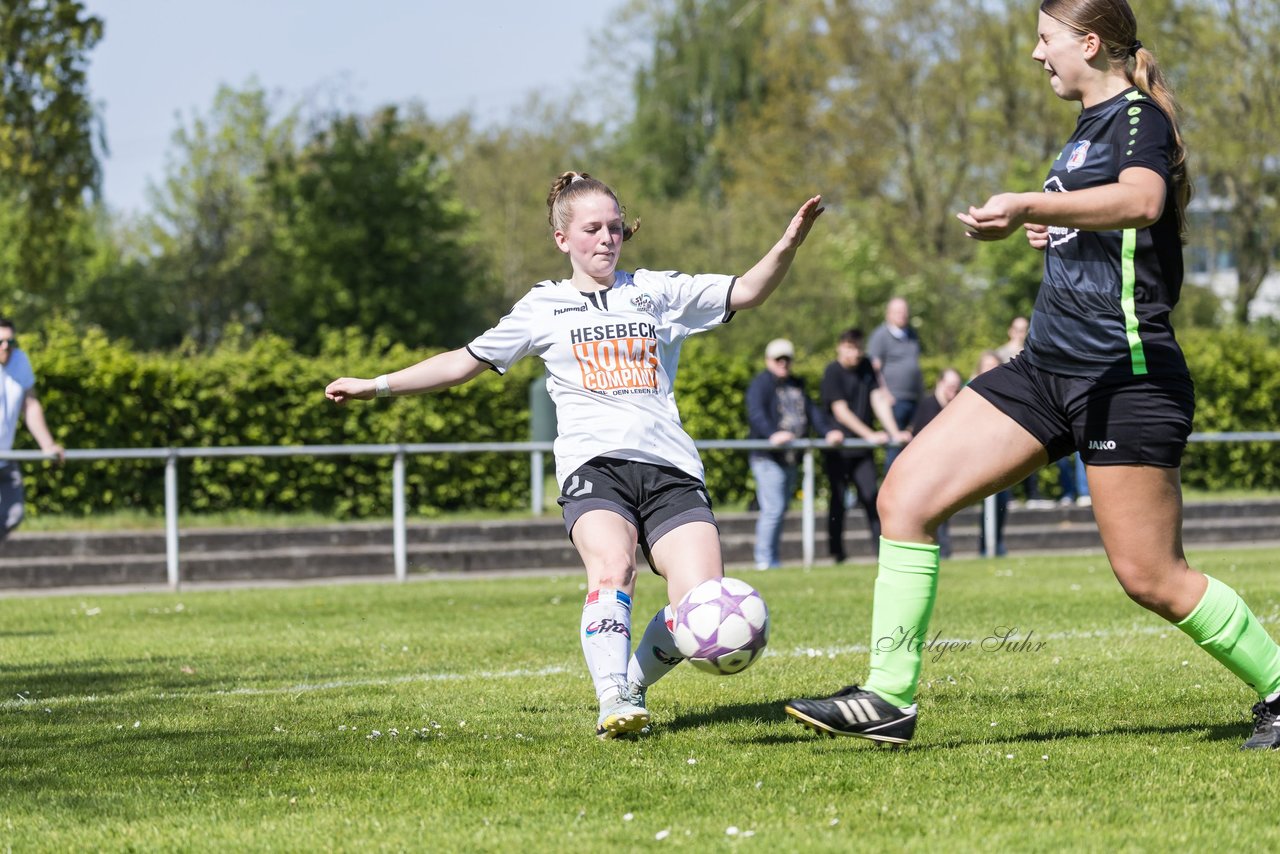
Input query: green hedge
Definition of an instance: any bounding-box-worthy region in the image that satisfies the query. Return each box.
[12,323,1279,519]
[22,322,538,518]
[1178,328,1280,492]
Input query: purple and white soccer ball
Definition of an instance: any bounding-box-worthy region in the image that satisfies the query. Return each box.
[672,577,771,675]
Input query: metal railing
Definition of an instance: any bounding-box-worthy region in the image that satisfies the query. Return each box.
[1,431,1275,590]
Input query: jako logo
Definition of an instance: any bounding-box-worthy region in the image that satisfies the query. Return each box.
[586,619,631,639]
[554,304,588,316]
[1088,440,1117,450]
[653,646,683,666]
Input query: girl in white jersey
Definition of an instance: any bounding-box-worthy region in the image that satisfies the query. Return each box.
[786,0,1280,751]
[327,173,824,738]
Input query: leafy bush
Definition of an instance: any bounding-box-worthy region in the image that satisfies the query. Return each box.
[11,323,1278,520]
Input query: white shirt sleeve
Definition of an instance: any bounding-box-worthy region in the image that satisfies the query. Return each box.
[642,270,735,338]
[465,289,543,374]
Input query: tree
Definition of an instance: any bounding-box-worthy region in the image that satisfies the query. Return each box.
[416,96,610,308]
[1176,0,1280,324]
[263,107,491,352]
[113,83,295,349]
[0,0,102,312]
[699,0,1072,353]
[620,0,769,201]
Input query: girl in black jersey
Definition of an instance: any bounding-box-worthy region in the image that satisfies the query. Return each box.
[786,0,1280,751]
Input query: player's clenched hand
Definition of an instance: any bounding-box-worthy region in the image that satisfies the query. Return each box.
[325,377,376,405]
[957,192,1028,241]
[1024,222,1049,251]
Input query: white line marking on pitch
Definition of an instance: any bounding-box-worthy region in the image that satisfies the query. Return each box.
[0,621,1217,709]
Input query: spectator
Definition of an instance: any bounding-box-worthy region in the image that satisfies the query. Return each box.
[906,368,963,557]
[0,318,65,542]
[867,297,923,469]
[747,338,842,570]
[995,315,1030,363]
[1057,452,1091,507]
[820,328,904,563]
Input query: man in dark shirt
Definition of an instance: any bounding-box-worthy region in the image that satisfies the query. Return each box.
[820,329,904,563]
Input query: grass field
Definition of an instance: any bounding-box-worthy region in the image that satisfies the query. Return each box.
[3,547,1279,851]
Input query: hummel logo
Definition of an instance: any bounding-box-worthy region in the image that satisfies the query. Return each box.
[1088,440,1117,451]
[835,698,880,725]
[564,476,594,498]
[554,304,588,316]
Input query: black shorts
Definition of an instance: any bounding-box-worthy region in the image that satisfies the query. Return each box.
[558,457,717,561]
[968,356,1195,467]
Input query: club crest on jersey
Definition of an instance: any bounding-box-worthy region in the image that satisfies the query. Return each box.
[630,293,657,316]
[1066,140,1091,172]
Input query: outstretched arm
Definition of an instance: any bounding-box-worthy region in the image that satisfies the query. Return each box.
[730,195,824,311]
[957,167,1166,241]
[325,348,489,405]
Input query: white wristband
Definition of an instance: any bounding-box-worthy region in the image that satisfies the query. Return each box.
[374,374,392,398]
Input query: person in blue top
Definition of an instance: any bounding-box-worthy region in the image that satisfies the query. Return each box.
[786,0,1280,751]
[0,319,65,542]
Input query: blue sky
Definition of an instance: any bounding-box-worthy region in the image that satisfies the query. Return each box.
[83,0,623,214]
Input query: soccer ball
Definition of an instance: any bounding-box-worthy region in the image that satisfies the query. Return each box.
[672,577,770,675]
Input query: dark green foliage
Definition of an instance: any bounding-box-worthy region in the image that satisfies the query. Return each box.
[263,107,494,353]
[1180,328,1280,491]
[0,0,102,311]
[12,324,1278,520]
[19,321,537,518]
[623,0,768,200]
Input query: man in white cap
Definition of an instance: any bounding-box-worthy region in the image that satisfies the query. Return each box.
[745,338,842,569]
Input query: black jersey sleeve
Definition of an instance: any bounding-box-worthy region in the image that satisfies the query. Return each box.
[1116,100,1173,179]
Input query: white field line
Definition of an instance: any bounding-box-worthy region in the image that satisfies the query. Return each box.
[2,622,1198,711]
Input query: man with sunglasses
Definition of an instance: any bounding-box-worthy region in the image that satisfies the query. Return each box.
[0,319,64,541]
[746,338,842,570]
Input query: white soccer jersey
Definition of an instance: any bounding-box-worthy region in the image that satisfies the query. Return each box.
[467,269,736,488]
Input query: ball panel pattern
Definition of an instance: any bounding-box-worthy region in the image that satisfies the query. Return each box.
[672,577,770,675]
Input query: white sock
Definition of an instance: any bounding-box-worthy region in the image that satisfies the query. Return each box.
[626,605,684,690]
[580,588,633,703]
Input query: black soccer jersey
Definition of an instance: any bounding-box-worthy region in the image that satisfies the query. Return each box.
[1024,87,1188,379]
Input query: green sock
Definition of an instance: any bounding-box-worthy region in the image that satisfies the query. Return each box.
[863,537,940,707]
[1175,575,1280,698]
